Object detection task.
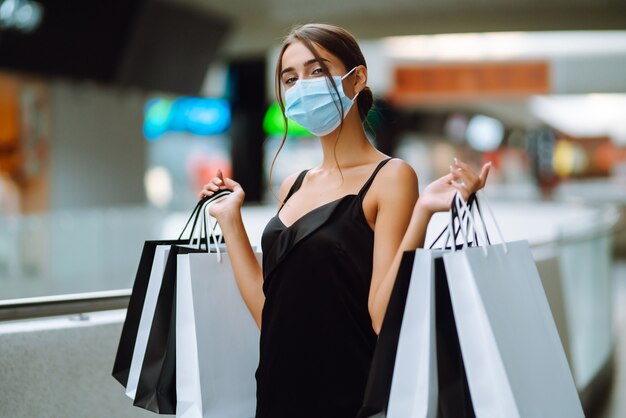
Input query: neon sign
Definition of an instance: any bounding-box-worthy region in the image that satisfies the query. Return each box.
[262,102,311,137]
[143,97,231,140]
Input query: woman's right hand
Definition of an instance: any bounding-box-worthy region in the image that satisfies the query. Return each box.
[198,169,245,222]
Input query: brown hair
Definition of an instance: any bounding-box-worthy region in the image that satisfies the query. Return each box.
[269,23,374,191]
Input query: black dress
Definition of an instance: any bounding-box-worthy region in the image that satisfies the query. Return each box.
[256,158,392,418]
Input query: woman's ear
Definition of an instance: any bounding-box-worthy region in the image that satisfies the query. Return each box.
[353,65,368,94]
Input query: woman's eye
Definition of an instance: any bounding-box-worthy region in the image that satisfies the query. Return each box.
[312,67,324,76]
[284,76,297,85]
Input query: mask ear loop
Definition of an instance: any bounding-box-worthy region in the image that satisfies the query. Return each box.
[341,67,360,103]
[341,66,358,80]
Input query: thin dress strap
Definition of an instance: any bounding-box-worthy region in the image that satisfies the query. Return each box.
[279,169,310,211]
[357,157,393,199]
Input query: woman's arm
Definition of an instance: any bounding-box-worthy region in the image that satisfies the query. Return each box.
[368,199,432,334]
[199,171,300,329]
[202,175,264,328]
[368,159,491,334]
[367,161,419,335]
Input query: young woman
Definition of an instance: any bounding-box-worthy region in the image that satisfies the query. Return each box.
[199,23,491,418]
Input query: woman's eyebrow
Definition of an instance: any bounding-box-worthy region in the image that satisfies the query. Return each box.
[281,58,330,76]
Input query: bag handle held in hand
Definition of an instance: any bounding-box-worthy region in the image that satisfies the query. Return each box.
[177,191,230,242]
[453,193,488,255]
[453,190,508,255]
[203,195,230,262]
[430,193,479,250]
[190,191,231,261]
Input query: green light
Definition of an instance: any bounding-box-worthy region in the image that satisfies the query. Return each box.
[263,102,311,137]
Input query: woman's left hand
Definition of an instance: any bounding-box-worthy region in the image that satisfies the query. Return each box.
[418,158,492,214]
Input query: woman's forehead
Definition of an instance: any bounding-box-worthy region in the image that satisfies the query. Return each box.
[281,41,335,69]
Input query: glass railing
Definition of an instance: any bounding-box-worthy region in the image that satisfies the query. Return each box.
[0,205,275,301]
[0,200,620,397]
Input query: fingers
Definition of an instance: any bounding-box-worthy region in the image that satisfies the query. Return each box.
[453,157,468,170]
[449,164,470,186]
[479,161,492,186]
[222,177,241,191]
[444,172,456,184]
[450,158,492,192]
[197,170,229,200]
[198,190,212,199]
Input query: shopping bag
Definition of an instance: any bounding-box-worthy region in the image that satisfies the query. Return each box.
[433,256,475,418]
[124,243,173,401]
[132,244,190,414]
[113,192,230,414]
[176,201,261,418]
[113,241,173,388]
[113,196,210,388]
[385,249,439,418]
[131,193,231,414]
[357,251,415,418]
[442,192,585,418]
[358,196,477,418]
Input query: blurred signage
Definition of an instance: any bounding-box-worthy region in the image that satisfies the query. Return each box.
[0,74,19,148]
[263,102,311,137]
[390,61,550,103]
[143,97,231,140]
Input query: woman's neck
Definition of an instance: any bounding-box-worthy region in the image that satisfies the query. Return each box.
[317,113,379,169]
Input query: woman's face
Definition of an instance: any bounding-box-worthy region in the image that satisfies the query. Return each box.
[280,41,352,94]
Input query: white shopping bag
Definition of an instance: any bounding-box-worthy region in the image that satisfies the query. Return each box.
[176,197,261,418]
[125,244,170,400]
[442,192,585,418]
[387,249,440,418]
[177,250,261,418]
[176,249,204,417]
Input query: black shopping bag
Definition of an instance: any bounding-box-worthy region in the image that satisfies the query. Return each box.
[112,239,192,387]
[131,245,189,414]
[357,251,416,418]
[112,196,209,387]
[434,256,475,418]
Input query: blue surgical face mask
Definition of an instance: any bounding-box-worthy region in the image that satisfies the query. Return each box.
[284,67,359,136]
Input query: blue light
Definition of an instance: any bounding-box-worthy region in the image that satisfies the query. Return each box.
[143,97,231,141]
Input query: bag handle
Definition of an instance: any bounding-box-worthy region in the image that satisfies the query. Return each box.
[430,193,479,250]
[203,195,230,262]
[177,191,229,242]
[190,191,231,261]
[452,193,487,255]
[475,190,503,248]
[177,197,208,241]
[443,193,471,250]
[453,190,507,255]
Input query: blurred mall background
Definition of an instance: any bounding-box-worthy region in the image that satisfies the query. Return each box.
[1,0,626,417]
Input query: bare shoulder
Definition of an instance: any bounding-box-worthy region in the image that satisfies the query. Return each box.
[364,157,418,214]
[376,158,418,191]
[364,158,418,227]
